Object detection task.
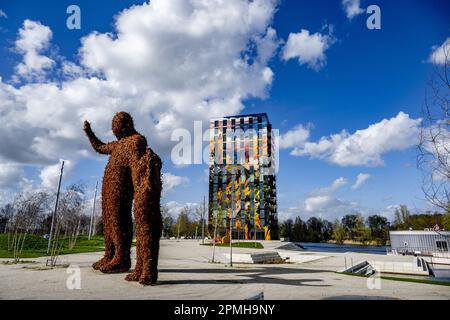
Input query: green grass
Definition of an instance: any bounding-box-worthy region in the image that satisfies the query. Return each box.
[201,241,264,249]
[380,275,450,286]
[0,233,106,259]
[338,271,450,287]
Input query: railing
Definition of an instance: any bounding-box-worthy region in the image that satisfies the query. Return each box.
[390,246,450,258]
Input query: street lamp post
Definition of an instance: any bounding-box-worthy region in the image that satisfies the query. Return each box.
[211,210,218,263]
[229,173,235,267]
[47,161,64,254]
[201,196,206,245]
[88,180,98,240]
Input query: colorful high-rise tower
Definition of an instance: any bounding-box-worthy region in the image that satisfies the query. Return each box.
[208,113,278,241]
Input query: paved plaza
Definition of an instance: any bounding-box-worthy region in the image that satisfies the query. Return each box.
[1,240,449,300]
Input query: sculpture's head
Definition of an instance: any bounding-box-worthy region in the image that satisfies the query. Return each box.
[112,112,136,139]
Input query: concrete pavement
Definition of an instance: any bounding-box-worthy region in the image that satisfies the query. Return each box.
[1,240,449,300]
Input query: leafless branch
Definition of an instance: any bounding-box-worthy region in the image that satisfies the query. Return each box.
[418,44,450,211]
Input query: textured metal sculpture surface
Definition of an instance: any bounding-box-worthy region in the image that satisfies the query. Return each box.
[84,112,162,285]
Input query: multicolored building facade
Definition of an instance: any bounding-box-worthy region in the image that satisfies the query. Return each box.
[208,113,278,241]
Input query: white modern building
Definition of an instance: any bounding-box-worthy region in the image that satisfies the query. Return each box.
[389,230,450,258]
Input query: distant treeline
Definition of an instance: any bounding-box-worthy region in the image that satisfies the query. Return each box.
[280,205,450,245]
[161,204,206,239]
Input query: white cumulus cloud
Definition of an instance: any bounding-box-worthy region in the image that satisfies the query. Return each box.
[279,124,310,149]
[162,172,189,193]
[278,173,384,222]
[307,177,347,199]
[0,0,280,196]
[162,200,200,218]
[303,177,348,215]
[428,38,450,65]
[342,0,364,20]
[281,27,335,70]
[39,159,74,190]
[303,195,346,215]
[351,173,371,190]
[13,19,55,82]
[280,177,362,221]
[0,162,25,188]
[290,112,422,167]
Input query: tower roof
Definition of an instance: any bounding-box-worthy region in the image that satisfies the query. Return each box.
[211,112,270,122]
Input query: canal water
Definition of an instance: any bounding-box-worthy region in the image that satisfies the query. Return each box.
[296,242,389,255]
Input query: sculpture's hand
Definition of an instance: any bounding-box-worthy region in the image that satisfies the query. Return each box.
[83,120,92,133]
[83,120,114,155]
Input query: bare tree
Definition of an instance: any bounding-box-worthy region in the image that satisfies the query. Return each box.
[186,204,203,239]
[1,203,15,233]
[47,183,87,267]
[418,42,450,211]
[7,192,51,262]
[93,196,101,236]
[160,204,173,238]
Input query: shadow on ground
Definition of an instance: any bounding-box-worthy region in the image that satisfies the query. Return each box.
[322,295,400,300]
[156,267,330,287]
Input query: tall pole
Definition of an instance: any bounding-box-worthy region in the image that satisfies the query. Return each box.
[254,223,257,247]
[201,196,206,245]
[229,210,233,266]
[254,204,257,247]
[211,210,218,263]
[88,180,98,240]
[229,174,235,267]
[47,161,64,254]
[92,212,97,237]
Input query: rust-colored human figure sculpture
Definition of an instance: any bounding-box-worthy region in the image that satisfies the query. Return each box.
[83,112,163,285]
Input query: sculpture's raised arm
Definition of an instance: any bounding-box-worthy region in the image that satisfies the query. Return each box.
[83,120,116,155]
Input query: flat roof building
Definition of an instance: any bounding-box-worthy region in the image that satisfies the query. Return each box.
[389,230,450,258]
[208,113,278,241]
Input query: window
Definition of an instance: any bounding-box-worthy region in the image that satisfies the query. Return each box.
[436,240,449,252]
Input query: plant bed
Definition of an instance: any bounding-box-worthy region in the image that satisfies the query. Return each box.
[201,241,264,249]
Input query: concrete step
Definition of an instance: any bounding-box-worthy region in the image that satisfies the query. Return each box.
[277,251,327,264]
[275,243,304,251]
[222,252,284,264]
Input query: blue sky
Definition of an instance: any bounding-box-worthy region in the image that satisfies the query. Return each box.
[0,0,448,222]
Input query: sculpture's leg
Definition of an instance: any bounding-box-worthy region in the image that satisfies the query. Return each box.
[126,148,163,285]
[99,175,133,274]
[145,215,162,285]
[125,236,142,281]
[92,186,115,270]
[140,212,162,285]
[131,189,162,285]
[92,219,114,270]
